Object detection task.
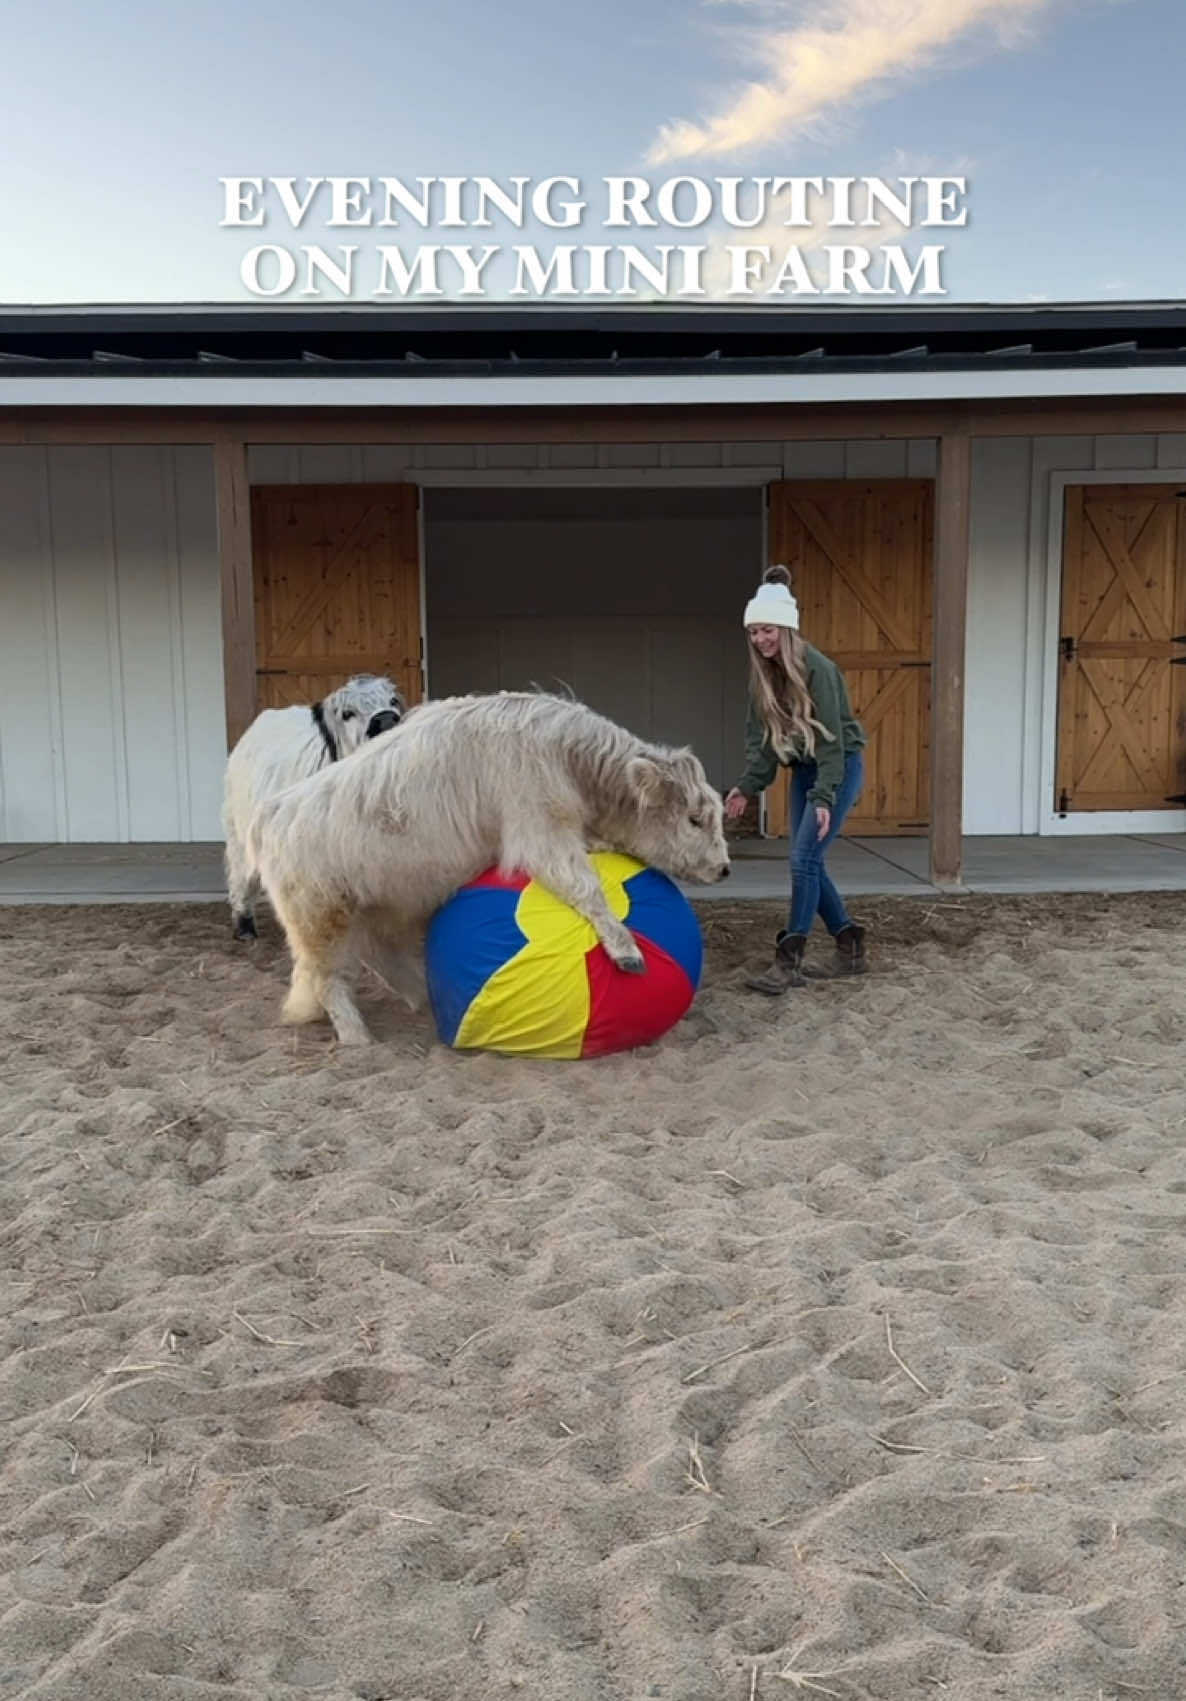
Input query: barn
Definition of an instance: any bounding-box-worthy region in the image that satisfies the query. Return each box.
[1,300,1185,890]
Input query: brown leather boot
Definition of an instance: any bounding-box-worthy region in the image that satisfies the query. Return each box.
[744,931,808,995]
[802,922,869,980]
[834,922,868,974]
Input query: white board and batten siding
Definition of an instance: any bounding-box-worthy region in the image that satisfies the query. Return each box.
[3,432,1185,845]
[245,438,941,484]
[969,431,1186,835]
[0,446,225,842]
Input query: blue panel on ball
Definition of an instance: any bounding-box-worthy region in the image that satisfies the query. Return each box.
[426,881,528,1047]
[621,867,703,990]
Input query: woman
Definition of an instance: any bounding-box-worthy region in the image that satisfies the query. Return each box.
[724,565,869,994]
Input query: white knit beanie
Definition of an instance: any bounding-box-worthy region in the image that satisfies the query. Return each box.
[744,564,800,630]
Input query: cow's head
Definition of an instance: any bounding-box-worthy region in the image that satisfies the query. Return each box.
[316,674,407,759]
[622,748,731,885]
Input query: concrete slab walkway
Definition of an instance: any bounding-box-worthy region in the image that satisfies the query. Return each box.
[2,835,1186,906]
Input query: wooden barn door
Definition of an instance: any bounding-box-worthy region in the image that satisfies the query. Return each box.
[1055,483,1186,814]
[764,479,934,836]
[251,484,424,713]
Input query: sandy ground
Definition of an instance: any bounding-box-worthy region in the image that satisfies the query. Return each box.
[2,891,1186,1701]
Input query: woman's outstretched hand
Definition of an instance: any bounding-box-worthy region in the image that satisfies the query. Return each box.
[724,788,749,822]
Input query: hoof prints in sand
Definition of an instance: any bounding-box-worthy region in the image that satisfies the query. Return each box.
[1,893,1185,1699]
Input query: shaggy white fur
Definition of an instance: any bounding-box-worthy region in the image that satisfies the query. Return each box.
[247,690,730,1046]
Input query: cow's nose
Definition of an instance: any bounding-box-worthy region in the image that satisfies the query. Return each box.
[366,711,399,738]
[718,864,731,880]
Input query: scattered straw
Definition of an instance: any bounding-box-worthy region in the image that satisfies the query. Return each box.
[1129,1369,1186,1397]
[305,1226,411,1238]
[872,1434,1046,1466]
[641,1516,710,1544]
[453,1326,493,1356]
[881,1549,930,1603]
[684,1337,779,1385]
[65,1361,195,1425]
[388,1512,433,1526]
[774,1652,852,1697]
[147,1114,190,1139]
[66,1445,95,1500]
[883,1314,932,1396]
[543,1434,586,1465]
[708,1169,744,1188]
[787,1425,827,1479]
[232,1312,306,1348]
[750,1667,759,1701]
[686,1434,713,1495]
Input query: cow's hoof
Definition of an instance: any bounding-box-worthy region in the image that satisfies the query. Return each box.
[614,952,647,976]
[232,911,258,941]
[281,990,323,1026]
[334,1025,374,1047]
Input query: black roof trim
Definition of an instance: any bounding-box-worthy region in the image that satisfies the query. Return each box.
[2,300,1186,379]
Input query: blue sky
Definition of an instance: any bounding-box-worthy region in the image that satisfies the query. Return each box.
[2,0,1182,304]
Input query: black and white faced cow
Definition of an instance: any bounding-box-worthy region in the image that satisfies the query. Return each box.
[222,673,406,940]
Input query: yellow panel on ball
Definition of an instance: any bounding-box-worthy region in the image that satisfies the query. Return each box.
[425,852,703,1060]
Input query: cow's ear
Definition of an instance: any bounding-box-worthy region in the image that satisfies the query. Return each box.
[626,755,667,804]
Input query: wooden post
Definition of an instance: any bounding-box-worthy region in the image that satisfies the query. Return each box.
[929,432,972,889]
[214,435,255,752]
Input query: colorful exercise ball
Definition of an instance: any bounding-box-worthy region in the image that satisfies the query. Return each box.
[425,851,703,1059]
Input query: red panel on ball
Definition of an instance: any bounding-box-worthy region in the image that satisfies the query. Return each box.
[580,936,696,1058]
[466,867,531,892]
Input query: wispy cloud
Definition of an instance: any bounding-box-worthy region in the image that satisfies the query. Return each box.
[646,0,1060,165]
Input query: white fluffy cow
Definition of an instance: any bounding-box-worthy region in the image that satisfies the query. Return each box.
[246,690,730,1045]
[223,673,406,940]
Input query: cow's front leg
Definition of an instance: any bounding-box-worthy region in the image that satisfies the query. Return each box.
[519,842,645,974]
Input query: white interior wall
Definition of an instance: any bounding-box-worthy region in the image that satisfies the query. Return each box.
[421,486,761,791]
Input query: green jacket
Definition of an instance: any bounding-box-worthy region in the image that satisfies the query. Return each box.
[734,642,867,808]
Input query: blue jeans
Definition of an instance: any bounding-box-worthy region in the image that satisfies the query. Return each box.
[787,750,865,937]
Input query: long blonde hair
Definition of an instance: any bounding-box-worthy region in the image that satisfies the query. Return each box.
[747,567,834,760]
